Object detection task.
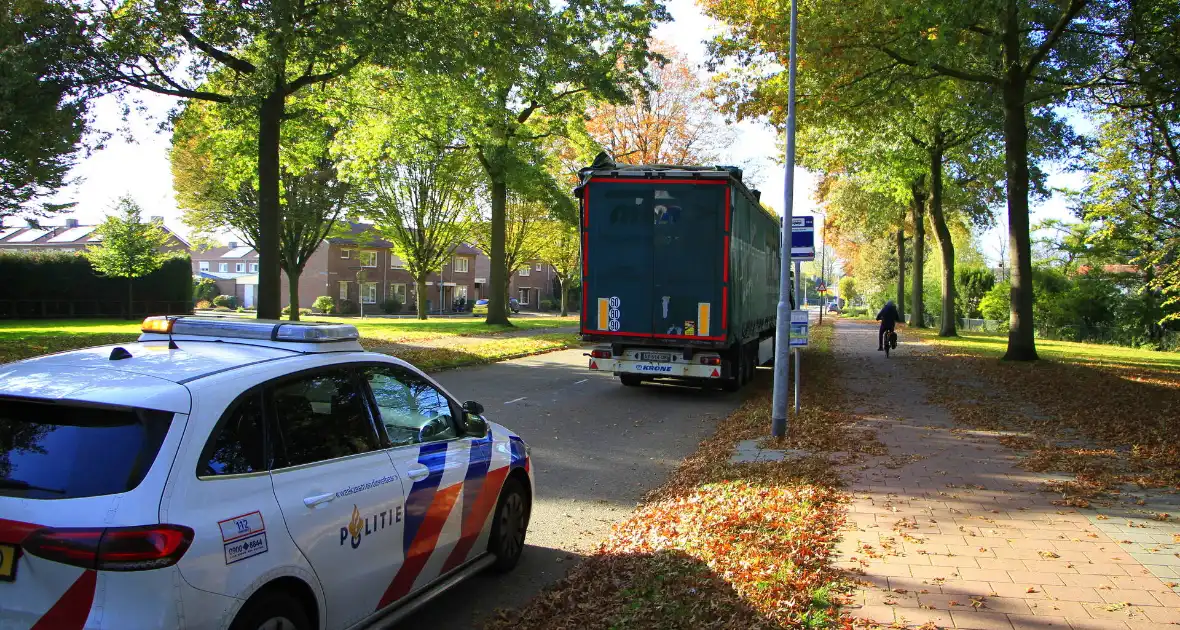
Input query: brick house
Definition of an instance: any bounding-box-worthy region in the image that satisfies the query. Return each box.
[190,222,485,313]
[0,217,189,254]
[509,260,560,311]
[191,241,260,305]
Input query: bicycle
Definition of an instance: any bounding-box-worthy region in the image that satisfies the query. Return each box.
[883,329,898,356]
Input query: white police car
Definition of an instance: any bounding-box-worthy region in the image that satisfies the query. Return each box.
[0,317,533,630]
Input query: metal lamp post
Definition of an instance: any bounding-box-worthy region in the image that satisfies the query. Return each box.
[771,0,799,438]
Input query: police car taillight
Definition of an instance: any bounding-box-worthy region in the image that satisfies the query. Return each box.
[23,524,194,571]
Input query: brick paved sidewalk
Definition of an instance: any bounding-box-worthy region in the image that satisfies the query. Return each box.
[830,320,1180,630]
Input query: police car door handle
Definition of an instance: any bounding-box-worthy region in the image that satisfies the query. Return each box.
[303,492,336,508]
[406,464,430,482]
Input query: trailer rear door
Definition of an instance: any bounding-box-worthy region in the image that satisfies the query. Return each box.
[583,179,728,342]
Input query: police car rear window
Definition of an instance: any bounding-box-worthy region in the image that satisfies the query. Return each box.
[0,398,173,500]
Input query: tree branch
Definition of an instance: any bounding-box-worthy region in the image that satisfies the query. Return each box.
[1024,0,1089,75]
[178,26,256,74]
[879,47,1001,84]
[287,55,366,94]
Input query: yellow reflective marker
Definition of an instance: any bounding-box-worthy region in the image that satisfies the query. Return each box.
[598,298,609,331]
[698,303,710,336]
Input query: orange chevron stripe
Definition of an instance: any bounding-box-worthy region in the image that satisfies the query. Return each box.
[378,483,462,608]
[439,465,510,573]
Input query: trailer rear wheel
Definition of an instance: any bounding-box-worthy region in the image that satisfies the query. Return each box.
[722,345,746,392]
[620,374,644,387]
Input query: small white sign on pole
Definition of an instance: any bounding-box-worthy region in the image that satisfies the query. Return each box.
[789,310,809,347]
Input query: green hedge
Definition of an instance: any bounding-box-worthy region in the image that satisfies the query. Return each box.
[0,251,193,318]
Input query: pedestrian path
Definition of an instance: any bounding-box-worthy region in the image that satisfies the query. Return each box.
[829,320,1180,630]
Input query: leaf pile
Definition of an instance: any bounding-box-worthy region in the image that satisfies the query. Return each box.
[487,322,875,629]
[911,330,1180,495]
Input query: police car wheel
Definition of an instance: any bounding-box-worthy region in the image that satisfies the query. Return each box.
[230,590,312,630]
[489,477,530,572]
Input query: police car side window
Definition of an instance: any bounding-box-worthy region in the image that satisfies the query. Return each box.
[200,391,266,476]
[270,369,381,468]
[363,366,458,447]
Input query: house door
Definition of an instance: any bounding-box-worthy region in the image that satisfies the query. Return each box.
[243,284,255,308]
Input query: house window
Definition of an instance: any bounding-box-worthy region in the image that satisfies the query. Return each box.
[391,254,405,269]
[360,250,377,267]
[338,281,349,301]
[535,263,542,271]
[219,262,228,273]
[235,263,245,273]
[361,282,378,304]
[455,285,468,300]
[199,261,209,271]
[250,263,258,273]
[341,248,351,259]
[453,256,469,273]
[390,283,407,304]
[518,288,529,305]
[518,267,530,277]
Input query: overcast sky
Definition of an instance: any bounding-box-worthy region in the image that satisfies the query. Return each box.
[31,0,1076,267]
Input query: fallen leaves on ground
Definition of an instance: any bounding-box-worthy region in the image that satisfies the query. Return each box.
[909,329,1180,496]
[487,322,872,629]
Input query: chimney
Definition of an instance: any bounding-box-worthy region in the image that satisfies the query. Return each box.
[228,241,238,249]
[65,218,79,228]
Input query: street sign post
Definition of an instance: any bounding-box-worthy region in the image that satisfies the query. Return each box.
[771,0,799,439]
[791,216,815,261]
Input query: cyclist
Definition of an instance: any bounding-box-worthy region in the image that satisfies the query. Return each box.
[876,299,900,351]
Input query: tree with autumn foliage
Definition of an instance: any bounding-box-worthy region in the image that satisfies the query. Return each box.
[584,44,732,165]
[704,0,1121,358]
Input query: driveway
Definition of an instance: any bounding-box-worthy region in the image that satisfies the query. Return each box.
[397,347,747,628]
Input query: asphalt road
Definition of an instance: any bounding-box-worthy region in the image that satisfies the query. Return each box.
[396,347,746,629]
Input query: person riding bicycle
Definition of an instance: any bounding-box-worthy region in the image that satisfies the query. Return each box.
[876,300,900,351]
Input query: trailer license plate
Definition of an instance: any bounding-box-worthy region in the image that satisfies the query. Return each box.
[636,352,673,363]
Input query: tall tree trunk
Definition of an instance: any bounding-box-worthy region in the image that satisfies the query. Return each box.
[927,142,957,337]
[896,227,906,317]
[287,269,300,321]
[486,177,511,326]
[559,280,569,317]
[910,181,926,328]
[1001,1,1038,360]
[256,85,285,320]
[416,276,428,320]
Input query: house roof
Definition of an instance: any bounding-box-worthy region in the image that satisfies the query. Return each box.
[0,221,187,247]
[193,245,259,259]
[327,222,394,248]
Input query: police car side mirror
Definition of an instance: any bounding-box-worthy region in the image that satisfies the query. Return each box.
[461,401,488,438]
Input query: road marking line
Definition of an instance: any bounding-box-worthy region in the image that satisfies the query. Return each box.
[574,379,588,384]
[503,397,527,405]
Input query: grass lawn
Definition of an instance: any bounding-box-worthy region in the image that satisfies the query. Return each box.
[910,327,1180,374]
[305,315,578,343]
[0,316,580,366]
